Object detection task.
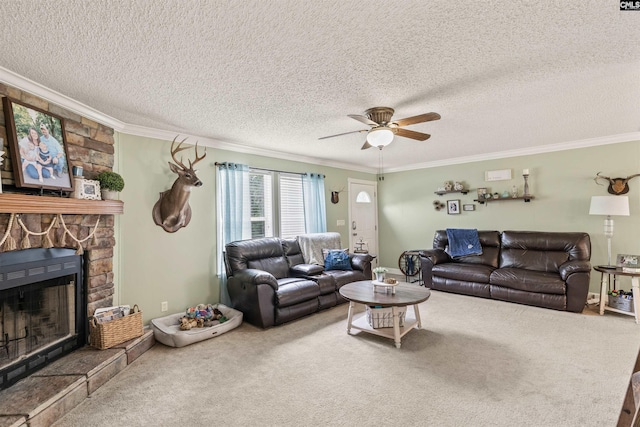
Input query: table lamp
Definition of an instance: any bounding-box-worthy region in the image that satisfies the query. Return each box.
[589,195,630,268]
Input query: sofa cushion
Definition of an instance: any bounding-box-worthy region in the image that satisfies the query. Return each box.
[489,268,566,294]
[432,263,495,283]
[323,249,352,271]
[276,278,321,307]
[226,237,289,279]
[282,238,306,267]
[290,263,324,276]
[433,230,500,267]
[324,270,368,288]
[500,231,591,273]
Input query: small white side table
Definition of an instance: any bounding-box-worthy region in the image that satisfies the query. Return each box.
[595,266,640,323]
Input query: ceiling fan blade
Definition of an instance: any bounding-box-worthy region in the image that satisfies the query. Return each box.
[393,112,441,127]
[395,128,431,141]
[348,114,379,126]
[361,141,373,150]
[318,129,368,140]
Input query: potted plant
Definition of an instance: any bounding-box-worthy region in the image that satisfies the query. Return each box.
[373,266,388,282]
[96,171,125,200]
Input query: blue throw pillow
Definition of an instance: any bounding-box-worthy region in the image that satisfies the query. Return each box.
[324,249,353,271]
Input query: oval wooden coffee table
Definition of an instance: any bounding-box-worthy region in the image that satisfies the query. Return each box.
[339,280,431,348]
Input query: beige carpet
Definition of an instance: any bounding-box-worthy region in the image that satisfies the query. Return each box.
[55,291,640,426]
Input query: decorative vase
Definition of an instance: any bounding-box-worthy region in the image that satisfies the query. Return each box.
[375,273,385,282]
[101,189,118,200]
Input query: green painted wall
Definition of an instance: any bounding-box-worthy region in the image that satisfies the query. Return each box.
[115,133,640,322]
[378,140,640,292]
[116,134,373,321]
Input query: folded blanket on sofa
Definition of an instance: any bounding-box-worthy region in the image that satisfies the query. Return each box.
[446,228,483,258]
[297,232,342,265]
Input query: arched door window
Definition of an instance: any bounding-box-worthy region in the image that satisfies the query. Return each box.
[356,190,371,203]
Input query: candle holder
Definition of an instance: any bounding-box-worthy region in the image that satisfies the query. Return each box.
[523,173,530,197]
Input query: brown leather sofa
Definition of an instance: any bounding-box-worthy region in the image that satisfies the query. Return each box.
[419,230,591,312]
[225,236,372,328]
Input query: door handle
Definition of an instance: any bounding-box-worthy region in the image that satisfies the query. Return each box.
[352,221,356,230]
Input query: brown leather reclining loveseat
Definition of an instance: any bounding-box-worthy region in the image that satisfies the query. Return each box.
[225,233,372,328]
[419,230,591,312]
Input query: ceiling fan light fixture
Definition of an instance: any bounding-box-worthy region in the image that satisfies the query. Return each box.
[366,127,394,147]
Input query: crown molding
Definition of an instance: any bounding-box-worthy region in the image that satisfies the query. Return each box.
[0,66,126,130]
[385,132,640,173]
[2,66,636,176]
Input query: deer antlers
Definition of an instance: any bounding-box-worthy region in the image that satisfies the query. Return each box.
[595,172,640,195]
[170,136,206,170]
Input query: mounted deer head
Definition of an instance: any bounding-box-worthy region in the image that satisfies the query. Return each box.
[594,172,640,195]
[152,136,206,233]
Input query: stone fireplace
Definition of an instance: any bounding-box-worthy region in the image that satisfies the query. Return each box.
[0,84,120,389]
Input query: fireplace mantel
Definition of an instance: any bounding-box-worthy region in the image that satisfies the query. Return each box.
[0,193,123,215]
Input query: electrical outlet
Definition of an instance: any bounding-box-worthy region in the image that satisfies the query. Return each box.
[586,292,600,305]
[161,301,168,312]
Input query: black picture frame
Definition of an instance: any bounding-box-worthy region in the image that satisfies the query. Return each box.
[3,97,73,191]
[447,199,460,215]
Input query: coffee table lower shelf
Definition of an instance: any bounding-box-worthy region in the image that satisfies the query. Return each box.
[349,312,419,344]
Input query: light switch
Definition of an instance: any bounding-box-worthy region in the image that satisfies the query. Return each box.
[337,219,345,226]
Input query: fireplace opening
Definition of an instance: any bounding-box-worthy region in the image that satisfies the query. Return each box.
[0,248,86,390]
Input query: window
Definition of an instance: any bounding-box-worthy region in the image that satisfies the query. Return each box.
[249,171,305,239]
[249,172,273,238]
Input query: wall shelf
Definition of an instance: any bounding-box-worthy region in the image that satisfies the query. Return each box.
[474,196,534,205]
[0,193,123,215]
[434,189,470,196]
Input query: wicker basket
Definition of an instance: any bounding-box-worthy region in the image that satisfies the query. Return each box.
[89,304,143,349]
[365,306,405,329]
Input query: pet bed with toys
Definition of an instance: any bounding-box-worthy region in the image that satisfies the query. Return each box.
[151,303,242,348]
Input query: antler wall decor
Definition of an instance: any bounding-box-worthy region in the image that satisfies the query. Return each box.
[152,136,206,233]
[594,172,640,195]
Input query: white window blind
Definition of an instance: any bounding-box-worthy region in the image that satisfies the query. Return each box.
[279,173,305,238]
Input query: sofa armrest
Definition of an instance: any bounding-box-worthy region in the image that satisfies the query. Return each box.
[558,260,591,281]
[350,253,373,277]
[290,263,324,277]
[229,268,278,291]
[227,268,279,328]
[419,249,451,265]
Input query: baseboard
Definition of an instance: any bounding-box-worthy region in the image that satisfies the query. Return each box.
[586,292,600,305]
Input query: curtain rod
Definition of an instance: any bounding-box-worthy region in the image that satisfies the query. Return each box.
[214,162,325,178]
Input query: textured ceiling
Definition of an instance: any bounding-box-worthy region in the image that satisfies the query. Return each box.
[0,1,639,172]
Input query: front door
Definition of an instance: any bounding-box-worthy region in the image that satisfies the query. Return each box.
[348,179,378,267]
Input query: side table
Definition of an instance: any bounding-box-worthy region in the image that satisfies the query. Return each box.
[595,266,640,323]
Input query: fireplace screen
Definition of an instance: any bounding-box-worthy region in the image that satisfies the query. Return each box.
[0,248,85,390]
[0,276,75,371]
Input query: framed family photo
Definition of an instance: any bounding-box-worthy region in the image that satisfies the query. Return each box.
[447,199,460,215]
[3,97,73,191]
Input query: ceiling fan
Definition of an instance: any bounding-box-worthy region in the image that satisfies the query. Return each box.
[319,107,441,150]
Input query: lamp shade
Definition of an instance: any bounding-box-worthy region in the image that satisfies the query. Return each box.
[366,127,394,147]
[589,196,630,216]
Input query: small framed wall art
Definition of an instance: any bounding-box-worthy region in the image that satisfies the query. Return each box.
[73,178,101,200]
[447,199,460,215]
[463,204,475,211]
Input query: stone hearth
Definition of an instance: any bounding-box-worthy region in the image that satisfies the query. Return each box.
[0,331,155,427]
